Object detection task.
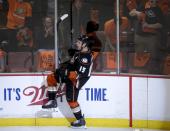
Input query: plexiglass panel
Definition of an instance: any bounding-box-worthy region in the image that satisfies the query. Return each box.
[0,0,170,75]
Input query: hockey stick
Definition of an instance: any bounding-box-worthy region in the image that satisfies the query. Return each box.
[56,14,69,65]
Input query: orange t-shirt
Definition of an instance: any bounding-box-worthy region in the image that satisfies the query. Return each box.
[104,17,130,45]
[7,0,32,29]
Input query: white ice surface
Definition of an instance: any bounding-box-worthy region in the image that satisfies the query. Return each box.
[0,126,169,131]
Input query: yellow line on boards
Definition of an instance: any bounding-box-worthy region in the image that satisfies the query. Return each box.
[0,118,170,130]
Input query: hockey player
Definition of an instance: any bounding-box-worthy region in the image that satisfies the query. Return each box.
[66,35,93,128]
[42,35,94,128]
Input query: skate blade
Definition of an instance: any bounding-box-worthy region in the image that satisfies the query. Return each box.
[70,125,87,129]
[41,108,58,112]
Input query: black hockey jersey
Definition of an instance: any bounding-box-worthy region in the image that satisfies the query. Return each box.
[67,51,93,78]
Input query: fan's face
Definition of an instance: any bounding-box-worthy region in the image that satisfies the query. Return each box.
[44,17,53,27]
[149,0,158,6]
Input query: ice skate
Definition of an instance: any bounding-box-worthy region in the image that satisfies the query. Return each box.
[70,117,87,129]
[42,100,57,109]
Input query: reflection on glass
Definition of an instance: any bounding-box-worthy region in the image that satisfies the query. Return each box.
[0,0,170,75]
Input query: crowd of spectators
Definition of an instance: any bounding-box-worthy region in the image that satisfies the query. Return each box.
[0,0,170,75]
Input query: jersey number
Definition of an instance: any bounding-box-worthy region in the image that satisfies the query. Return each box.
[79,66,86,73]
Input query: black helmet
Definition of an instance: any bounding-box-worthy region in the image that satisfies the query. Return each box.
[77,35,94,49]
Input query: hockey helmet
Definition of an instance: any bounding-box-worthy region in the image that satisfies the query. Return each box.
[77,35,93,49]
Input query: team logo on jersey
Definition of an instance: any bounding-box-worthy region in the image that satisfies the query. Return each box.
[81,58,88,63]
[146,10,156,17]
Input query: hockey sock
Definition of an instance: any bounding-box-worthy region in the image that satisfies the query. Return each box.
[48,91,57,100]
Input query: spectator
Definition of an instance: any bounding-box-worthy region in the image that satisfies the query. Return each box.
[71,0,88,42]
[34,16,54,50]
[85,20,101,71]
[30,0,47,27]
[6,0,32,51]
[158,0,170,49]
[16,26,33,50]
[86,21,101,52]
[130,0,164,74]
[89,7,100,26]
[0,0,8,27]
[86,20,114,72]
[104,2,130,47]
[6,0,32,29]
[104,2,130,72]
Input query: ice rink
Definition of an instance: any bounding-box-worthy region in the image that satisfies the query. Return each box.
[0,126,169,131]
